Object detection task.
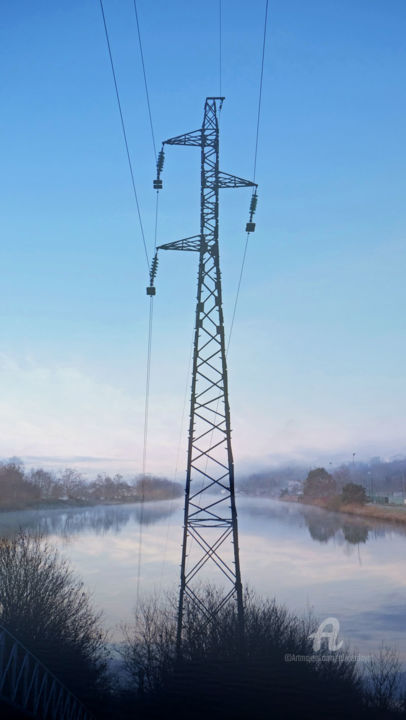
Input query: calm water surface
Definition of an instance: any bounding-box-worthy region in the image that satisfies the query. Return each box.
[1,497,405,664]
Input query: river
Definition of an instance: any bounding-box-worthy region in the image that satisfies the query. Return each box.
[0,496,405,666]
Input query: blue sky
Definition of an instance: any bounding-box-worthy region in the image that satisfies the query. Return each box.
[1,0,405,476]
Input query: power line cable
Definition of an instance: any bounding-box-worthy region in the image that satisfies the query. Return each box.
[98,0,149,267]
[252,0,269,183]
[138,194,158,603]
[219,0,222,97]
[227,0,269,349]
[158,2,226,581]
[130,0,161,604]
[227,237,249,353]
[142,299,154,479]
[157,334,194,596]
[133,0,157,161]
[132,0,160,481]
[187,1,269,563]
[153,192,159,249]
[99,0,159,602]
[136,294,154,603]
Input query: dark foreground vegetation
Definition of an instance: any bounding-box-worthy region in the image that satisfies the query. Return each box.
[0,532,108,708]
[117,588,406,720]
[0,460,182,510]
[0,533,405,719]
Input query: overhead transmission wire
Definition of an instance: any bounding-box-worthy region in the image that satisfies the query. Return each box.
[158,2,226,587]
[184,0,226,571]
[99,0,158,605]
[133,0,157,160]
[195,0,270,529]
[155,1,270,590]
[131,0,160,607]
[219,0,222,96]
[191,1,270,549]
[157,333,194,595]
[98,0,149,268]
[227,0,269,351]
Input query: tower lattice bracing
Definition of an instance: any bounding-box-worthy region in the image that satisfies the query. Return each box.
[148,97,257,651]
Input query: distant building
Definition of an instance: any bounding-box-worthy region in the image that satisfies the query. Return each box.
[287,480,302,494]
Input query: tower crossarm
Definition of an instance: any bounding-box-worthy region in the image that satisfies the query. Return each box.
[217,171,257,189]
[157,235,203,252]
[164,129,203,147]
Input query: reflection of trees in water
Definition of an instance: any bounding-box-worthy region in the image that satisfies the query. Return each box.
[130,503,179,526]
[304,515,369,545]
[302,510,399,546]
[306,514,342,543]
[239,497,406,546]
[1,497,404,545]
[39,508,134,537]
[342,523,369,545]
[0,501,180,539]
[239,498,310,530]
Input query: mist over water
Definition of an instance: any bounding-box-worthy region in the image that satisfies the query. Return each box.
[0,496,404,668]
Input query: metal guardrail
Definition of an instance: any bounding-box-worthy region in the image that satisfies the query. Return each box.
[0,623,94,719]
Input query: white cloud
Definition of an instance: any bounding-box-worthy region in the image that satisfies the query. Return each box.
[0,354,146,471]
[0,352,404,478]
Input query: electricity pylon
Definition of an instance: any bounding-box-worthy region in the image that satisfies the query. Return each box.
[147,97,257,653]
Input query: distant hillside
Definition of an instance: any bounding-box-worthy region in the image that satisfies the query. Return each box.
[238,457,406,499]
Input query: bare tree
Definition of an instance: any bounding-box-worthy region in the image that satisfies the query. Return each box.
[121,586,365,720]
[0,532,107,703]
[29,468,55,499]
[122,595,177,694]
[0,462,40,509]
[364,643,403,713]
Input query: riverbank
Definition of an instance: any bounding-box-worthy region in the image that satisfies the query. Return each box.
[289,496,406,525]
[0,462,183,513]
[0,494,182,513]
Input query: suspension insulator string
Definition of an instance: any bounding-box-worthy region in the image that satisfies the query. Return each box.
[153,145,165,190]
[245,190,258,233]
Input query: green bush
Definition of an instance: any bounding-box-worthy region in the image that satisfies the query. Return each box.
[303,468,336,499]
[341,483,367,505]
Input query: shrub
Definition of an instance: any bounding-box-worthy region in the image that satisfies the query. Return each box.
[0,532,107,705]
[121,587,377,719]
[303,468,336,499]
[341,483,367,505]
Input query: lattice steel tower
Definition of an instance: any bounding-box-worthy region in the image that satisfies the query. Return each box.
[147,97,257,651]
